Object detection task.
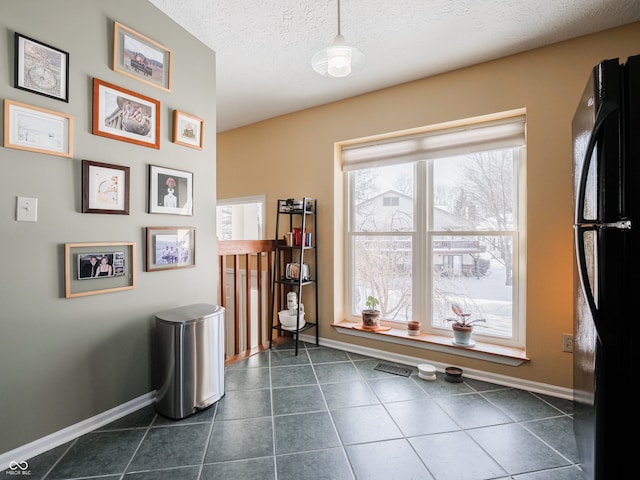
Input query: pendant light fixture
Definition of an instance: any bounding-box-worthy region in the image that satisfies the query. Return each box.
[311,0,365,78]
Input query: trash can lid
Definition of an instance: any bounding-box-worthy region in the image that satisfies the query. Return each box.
[155,303,223,324]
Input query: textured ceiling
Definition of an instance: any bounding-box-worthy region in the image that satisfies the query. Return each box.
[148,0,640,132]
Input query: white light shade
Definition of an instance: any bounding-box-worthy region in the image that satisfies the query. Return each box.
[327,35,352,77]
[312,34,365,78]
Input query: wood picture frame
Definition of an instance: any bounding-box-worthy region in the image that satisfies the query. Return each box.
[113,21,172,92]
[82,160,130,215]
[173,110,203,150]
[65,242,136,298]
[92,77,160,149]
[148,164,193,216]
[3,99,73,158]
[146,227,196,272]
[14,32,70,102]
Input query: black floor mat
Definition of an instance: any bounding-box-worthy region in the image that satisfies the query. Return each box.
[374,362,412,377]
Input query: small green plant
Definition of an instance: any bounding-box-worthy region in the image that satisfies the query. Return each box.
[365,295,380,312]
[446,303,486,327]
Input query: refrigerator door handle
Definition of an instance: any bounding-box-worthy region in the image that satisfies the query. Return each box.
[574,100,619,327]
[574,100,619,225]
[574,223,599,322]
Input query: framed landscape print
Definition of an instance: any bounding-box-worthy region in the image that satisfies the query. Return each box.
[173,110,203,150]
[14,32,69,102]
[148,164,193,216]
[92,78,160,149]
[146,227,196,272]
[65,242,136,298]
[4,99,73,158]
[82,160,130,215]
[113,21,172,92]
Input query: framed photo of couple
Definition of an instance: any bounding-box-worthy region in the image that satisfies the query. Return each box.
[65,242,136,298]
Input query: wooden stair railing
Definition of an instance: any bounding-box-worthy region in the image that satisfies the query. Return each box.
[218,239,277,366]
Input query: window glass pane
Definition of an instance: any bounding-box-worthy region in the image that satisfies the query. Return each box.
[216,200,264,240]
[218,205,232,240]
[433,150,515,231]
[353,163,414,232]
[431,234,513,337]
[353,235,412,322]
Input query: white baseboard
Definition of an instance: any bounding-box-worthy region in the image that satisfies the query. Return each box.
[0,391,156,471]
[299,333,574,400]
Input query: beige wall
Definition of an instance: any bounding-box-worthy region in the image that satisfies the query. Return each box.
[1,0,216,453]
[218,22,640,390]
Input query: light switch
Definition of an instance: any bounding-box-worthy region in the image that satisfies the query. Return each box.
[16,196,38,222]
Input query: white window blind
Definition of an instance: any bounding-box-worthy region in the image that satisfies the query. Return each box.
[342,114,526,171]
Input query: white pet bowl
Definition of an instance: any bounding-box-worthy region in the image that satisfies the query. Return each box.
[418,363,437,381]
[278,310,305,330]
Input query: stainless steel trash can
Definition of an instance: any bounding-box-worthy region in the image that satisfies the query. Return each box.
[155,303,225,419]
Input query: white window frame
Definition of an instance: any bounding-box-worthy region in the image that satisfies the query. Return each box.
[342,111,527,349]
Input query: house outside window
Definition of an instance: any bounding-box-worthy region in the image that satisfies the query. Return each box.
[343,112,526,348]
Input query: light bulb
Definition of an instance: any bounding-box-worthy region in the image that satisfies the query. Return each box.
[327,45,352,77]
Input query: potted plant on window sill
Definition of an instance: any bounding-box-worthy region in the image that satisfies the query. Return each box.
[362,295,381,329]
[446,303,485,346]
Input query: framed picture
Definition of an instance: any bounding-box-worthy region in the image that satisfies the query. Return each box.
[82,160,130,215]
[14,32,70,102]
[64,242,136,298]
[148,165,193,216]
[146,227,196,272]
[3,99,73,158]
[92,77,160,149]
[113,21,172,92]
[173,110,203,150]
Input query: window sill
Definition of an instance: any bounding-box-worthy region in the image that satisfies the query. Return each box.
[333,321,529,366]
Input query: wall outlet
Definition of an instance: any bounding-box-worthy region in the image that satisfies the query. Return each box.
[562,334,573,353]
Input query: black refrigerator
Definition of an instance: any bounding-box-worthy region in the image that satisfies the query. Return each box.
[572,54,640,479]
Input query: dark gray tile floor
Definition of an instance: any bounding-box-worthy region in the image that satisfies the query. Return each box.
[23,339,583,480]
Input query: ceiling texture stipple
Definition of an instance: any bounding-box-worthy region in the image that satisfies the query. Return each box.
[149,0,640,132]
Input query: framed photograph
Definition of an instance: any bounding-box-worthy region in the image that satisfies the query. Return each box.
[4,99,73,158]
[82,160,130,215]
[113,21,172,92]
[173,110,203,150]
[65,242,136,298]
[92,77,160,149]
[14,32,69,102]
[146,227,196,272]
[149,165,193,216]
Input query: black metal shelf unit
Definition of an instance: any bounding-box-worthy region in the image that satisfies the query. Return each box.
[269,198,319,355]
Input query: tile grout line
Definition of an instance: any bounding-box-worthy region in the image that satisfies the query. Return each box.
[40,437,78,480]
[268,347,279,480]
[196,401,219,479]
[308,345,358,480]
[117,412,157,479]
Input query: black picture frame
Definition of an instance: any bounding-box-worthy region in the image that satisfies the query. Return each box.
[14,32,70,102]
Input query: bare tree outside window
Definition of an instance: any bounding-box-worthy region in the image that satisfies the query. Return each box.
[349,148,518,339]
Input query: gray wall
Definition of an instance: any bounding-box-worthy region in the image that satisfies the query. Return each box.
[0,0,217,453]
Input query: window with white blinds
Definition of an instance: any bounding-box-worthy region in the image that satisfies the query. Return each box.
[342,111,526,348]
